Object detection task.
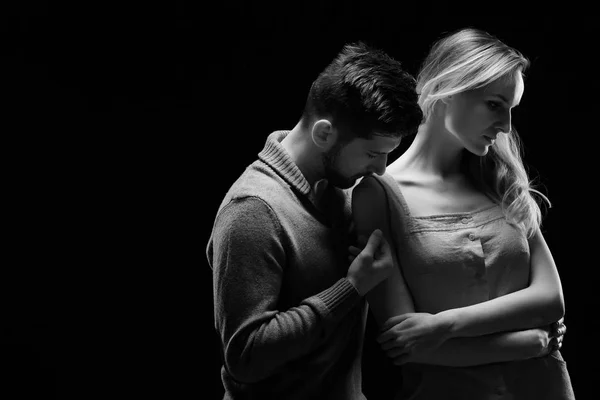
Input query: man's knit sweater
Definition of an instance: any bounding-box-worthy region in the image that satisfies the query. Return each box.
[207,131,368,400]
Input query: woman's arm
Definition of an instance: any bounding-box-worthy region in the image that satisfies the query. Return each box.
[435,229,565,338]
[377,312,565,366]
[382,324,563,367]
[352,176,415,326]
[352,175,565,366]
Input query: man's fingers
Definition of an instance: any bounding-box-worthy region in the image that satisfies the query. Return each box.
[348,246,361,256]
[360,229,384,258]
[357,235,368,248]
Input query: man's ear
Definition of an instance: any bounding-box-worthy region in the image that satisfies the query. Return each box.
[311,119,337,150]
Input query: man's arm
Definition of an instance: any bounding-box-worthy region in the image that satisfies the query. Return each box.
[210,197,361,383]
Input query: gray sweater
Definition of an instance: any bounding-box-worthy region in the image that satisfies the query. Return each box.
[207,131,368,400]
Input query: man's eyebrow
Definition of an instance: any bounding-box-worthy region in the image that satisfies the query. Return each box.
[370,143,401,155]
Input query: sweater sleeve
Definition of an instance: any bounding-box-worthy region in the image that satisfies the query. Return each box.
[209,196,360,383]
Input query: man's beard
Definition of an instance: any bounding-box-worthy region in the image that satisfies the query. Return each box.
[322,143,356,189]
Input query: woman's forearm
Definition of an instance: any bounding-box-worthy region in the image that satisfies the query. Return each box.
[407,328,549,367]
[436,287,563,339]
[436,231,564,338]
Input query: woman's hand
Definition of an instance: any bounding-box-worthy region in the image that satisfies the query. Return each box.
[507,317,567,359]
[546,317,566,355]
[377,312,454,365]
[526,317,567,358]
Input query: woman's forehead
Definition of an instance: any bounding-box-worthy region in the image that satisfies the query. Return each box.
[468,73,525,106]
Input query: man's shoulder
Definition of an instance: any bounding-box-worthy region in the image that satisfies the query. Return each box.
[226,160,284,196]
[217,160,294,213]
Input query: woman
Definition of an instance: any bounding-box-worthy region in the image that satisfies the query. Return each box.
[351,28,575,399]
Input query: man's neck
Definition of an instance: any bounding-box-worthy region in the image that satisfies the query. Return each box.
[281,122,323,187]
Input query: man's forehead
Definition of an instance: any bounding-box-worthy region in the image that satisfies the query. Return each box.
[358,135,401,153]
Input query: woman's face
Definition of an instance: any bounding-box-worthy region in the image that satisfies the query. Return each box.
[443,72,524,156]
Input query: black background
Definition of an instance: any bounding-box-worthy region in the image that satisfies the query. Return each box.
[4,2,596,399]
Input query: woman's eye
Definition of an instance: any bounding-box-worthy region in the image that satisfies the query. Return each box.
[487,101,501,110]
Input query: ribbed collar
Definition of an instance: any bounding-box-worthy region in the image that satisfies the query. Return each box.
[258,130,312,195]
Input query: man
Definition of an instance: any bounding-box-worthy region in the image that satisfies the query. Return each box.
[207,41,423,399]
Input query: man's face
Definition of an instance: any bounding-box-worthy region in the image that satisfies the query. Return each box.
[323,134,401,189]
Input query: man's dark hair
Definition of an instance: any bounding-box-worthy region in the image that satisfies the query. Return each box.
[301,41,423,141]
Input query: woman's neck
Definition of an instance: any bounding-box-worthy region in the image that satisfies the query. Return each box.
[391,119,465,180]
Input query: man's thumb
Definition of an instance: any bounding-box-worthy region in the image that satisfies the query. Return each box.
[362,229,382,255]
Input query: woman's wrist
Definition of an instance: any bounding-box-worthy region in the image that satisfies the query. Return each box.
[435,309,459,340]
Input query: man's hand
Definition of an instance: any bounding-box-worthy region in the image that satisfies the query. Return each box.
[346,229,394,296]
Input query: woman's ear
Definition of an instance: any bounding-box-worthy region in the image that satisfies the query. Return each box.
[433,97,449,116]
[440,95,453,105]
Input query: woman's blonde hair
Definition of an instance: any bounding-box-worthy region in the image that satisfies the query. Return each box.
[418,27,550,237]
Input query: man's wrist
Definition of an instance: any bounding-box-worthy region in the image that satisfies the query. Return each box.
[345,276,365,297]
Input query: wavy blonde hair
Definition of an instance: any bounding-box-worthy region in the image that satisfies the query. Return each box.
[417,27,550,237]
